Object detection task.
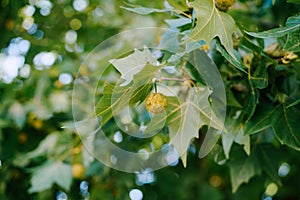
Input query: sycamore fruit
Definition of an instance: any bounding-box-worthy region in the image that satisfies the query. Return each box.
[215,0,235,11]
[145,93,168,114]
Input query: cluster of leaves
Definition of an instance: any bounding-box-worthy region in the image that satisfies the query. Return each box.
[0,0,152,199]
[113,0,300,194]
[0,0,300,199]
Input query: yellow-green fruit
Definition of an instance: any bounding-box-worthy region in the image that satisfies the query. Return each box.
[72,163,85,179]
[215,0,235,11]
[145,93,168,114]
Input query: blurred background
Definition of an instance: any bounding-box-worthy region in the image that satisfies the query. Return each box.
[0,0,300,199]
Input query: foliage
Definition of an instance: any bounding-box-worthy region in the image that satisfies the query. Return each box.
[0,0,300,199]
[187,0,238,57]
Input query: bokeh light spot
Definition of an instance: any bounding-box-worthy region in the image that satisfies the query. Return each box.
[22,16,34,30]
[135,168,155,186]
[59,73,73,85]
[79,181,89,198]
[19,64,31,78]
[70,18,82,30]
[27,23,38,34]
[278,162,290,177]
[7,37,30,56]
[35,0,53,16]
[129,189,143,200]
[210,175,222,187]
[65,30,77,44]
[93,7,103,17]
[137,148,149,160]
[0,54,25,83]
[265,183,278,196]
[23,5,36,17]
[34,30,44,40]
[56,191,68,200]
[73,0,88,12]
[33,52,56,70]
[113,131,123,143]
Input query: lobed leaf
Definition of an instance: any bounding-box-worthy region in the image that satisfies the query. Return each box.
[187,0,238,57]
[168,87,224,167]
[229,143,282,193]
[245,100,300,151]
[96,64,161,126]
[271,104,300,150]
[246,15,300,52]
[29,161,72,193]
[246,15,300,38]
[109,47,157,86]
[229,146,261,193]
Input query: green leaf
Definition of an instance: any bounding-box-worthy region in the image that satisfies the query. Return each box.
[245,82,259,122]
[229,144,282,193]
[121,6,172,15]
[226,88,242,108]
[168,87,224,167]
[240,37,276,65]
[222,131,234,159]
[109,47,157,86]
[29,161,72,193]
[228,146,261,193]
[246,15,300,52]
[286,94,300,108]
[168,40,206,63]
[143,112,167,134]
[222,117,250,159]
[96,48,162,126]
[250,62,269,89]
[246,26,300,39]
[25,134,58,158]
[216,40,247,73]
[165,17,192,28]
[168,90,202,167]
[271,103,300,150]
[13,132,73,167]
[245,59,269,121]
[167,0,189,11]
[96,83,126,126]
[185,40,205,53]
[286,15,300,29]
[244,103,274,135]
[245,101,300,151]
[254,145,282,186]
[187,0,238,57]
[158,29,181,52]
[96,64,161,126]
[129,83,153,105]
[284,31,300,52]
[246,15,300,38]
